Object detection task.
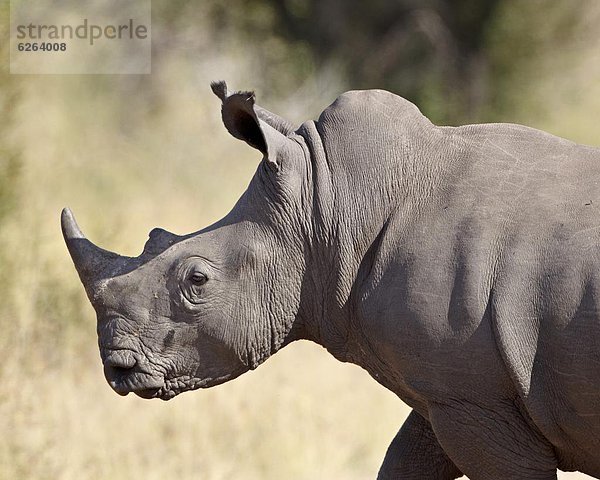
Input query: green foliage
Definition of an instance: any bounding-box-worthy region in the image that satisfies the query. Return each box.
[0,1,22,362]
[0,2,21,222]
[484,0,600,144]
[230,0,502,123]
[485,0,581,121]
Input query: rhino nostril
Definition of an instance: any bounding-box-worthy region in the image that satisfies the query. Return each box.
[107,365,134,376]
[104,357,137,389]
[103,351,137,376]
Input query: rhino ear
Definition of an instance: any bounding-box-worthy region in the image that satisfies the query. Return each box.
[211,81,291,171]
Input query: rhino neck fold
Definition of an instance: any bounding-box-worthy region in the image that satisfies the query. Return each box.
[296,92,454,362]
[290,121,355,361]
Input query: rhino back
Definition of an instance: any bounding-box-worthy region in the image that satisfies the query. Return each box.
[331,109,600,466]
[459,124,600,468]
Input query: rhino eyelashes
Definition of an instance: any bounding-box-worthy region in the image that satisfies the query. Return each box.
[190,272,208,286]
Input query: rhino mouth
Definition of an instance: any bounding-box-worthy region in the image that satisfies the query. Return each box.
[107,372,165,397]
[102,349,165,398]
[134,387,163,399]
[117,383,174,400]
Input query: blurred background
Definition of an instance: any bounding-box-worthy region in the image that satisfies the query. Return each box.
[1,0,599,478]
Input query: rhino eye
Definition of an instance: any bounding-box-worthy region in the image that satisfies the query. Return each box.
[190,272,208,286]
[178,259,210,306]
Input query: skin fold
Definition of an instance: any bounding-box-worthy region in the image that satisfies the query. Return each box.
[63,81,600,479]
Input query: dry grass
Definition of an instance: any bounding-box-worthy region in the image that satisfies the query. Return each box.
[2,337,407,480]
[1,52,409,480]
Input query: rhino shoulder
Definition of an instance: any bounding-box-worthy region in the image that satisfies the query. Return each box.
[317,89,433,130]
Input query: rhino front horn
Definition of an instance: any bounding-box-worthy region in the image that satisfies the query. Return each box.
[61,208,123,288]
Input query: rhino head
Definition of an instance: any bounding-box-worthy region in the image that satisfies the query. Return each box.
[62,82,315,400]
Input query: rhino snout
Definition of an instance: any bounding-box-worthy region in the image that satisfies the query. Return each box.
[102,350,164,398]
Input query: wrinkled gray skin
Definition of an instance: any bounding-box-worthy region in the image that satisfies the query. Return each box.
[62,82,600,479]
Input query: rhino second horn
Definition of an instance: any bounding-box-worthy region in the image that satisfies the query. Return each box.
[61,207,122,287]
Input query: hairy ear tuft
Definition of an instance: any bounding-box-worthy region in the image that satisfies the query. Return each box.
[210,80,228,101]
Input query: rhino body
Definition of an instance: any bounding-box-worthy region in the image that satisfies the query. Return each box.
[62,83,600,479]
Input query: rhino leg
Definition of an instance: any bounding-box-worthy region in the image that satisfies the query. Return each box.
[377,410,462,480]
[429,400,558,480]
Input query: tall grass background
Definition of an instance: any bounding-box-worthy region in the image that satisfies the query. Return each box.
[1,1,599,478]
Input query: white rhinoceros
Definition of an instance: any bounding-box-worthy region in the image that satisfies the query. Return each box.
[62,82,600,479]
